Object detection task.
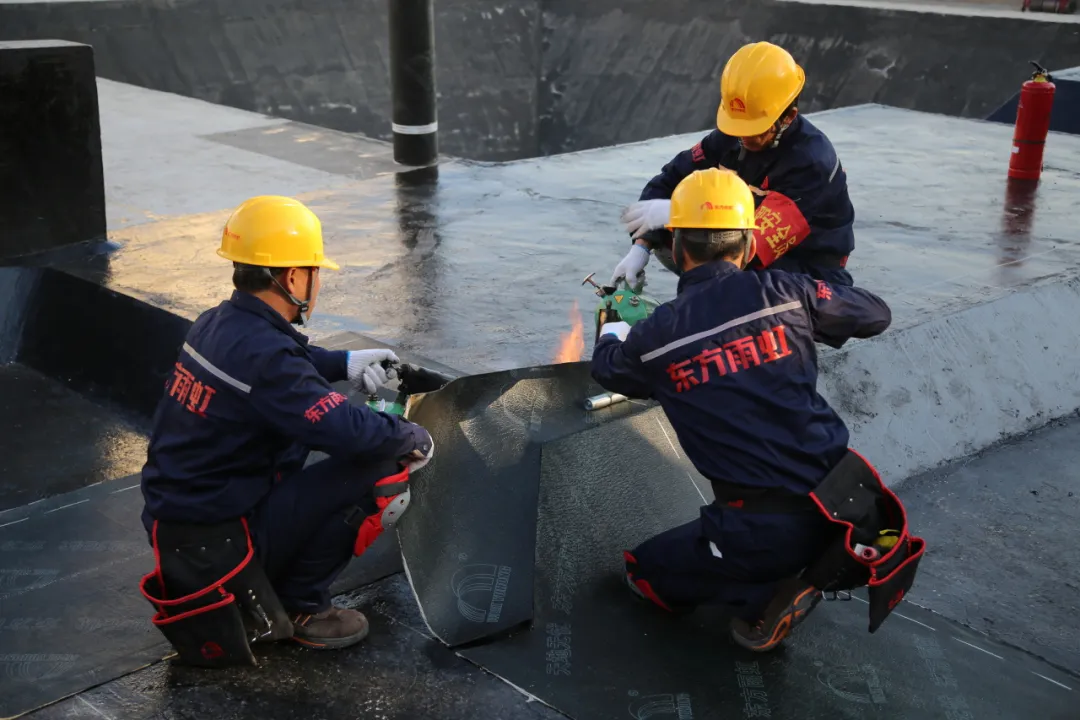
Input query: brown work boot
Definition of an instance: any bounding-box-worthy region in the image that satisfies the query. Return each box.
[730,577,822,653]
[290,606,370,650]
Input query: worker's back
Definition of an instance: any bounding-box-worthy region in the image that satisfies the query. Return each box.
[140,292,313,525]
[591,260,891,494]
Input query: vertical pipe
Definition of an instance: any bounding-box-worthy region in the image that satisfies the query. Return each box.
[389,0,438,166]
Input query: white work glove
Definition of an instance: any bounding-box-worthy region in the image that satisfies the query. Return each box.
[621,199,671,239]
[347,349,400,395]
[609,244,651,288]
[599,321,631,342]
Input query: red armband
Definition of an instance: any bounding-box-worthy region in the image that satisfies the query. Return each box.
[751,192,811,268]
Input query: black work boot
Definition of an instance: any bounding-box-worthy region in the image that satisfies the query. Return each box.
[290,606,370,650]
[730,577,822,652]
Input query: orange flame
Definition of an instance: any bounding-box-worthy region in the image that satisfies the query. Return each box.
[553,300,585,363]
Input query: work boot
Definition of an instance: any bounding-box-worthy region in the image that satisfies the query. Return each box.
[290,606,370,650]
[730,577,822,652]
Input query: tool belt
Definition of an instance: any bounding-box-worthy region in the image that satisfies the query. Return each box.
[801,450,926,633]
[139,517,293,668]
[710,480,818,514]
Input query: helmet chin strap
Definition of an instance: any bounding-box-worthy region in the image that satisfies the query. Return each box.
[737,113,795,151]
[265,268,316,326]
[768,119,792,149]
[742,230,756,267]
[673,232,688,275]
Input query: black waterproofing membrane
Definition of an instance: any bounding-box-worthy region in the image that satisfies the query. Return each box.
[397,363,1077,719]
[0,320,458,716]
[0,475,403,719]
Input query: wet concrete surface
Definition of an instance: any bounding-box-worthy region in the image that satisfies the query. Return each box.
[21,370,1080,719]
[0,330,459,719]
[5,0,1080,160]
[901,413,1080,676]
[0,363,146,512]
[50,87,1080,374]
[25,576,564,720]
[4,63,1080,718]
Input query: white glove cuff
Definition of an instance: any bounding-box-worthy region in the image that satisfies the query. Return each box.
[347,352,365,379]
[599,321,632,342]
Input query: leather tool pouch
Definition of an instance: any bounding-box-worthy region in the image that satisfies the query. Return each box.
[802,450,927,633]
[139,518,293,667]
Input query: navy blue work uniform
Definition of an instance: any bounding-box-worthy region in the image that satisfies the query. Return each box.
[140,291,429,613]
[591,261,890,618]
[639,115,856,286]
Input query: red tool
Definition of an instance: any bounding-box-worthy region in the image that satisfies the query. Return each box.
[853,544,880,562]
[1009,62,1056,181]
[1021,0,1075,13]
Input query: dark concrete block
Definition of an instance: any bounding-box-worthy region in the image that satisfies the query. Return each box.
[0,40,105,258]
[0,267,192,419]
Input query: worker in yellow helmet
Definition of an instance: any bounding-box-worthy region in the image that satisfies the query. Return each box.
[611,41,856,293]
[139,196,435,662]
[592,169,910,653]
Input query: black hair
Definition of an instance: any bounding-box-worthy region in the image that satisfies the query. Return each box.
[232,263,286,293]
[674,228,751,264]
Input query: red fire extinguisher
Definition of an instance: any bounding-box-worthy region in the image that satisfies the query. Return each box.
[1009,61,1056,181]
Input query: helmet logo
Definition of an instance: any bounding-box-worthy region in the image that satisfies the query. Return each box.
[729,97,746,113]
[699,202,733,211]
[223,227,241,240]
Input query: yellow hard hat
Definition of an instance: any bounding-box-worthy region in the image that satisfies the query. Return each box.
[217,195,340,270]
[716,42,806,137]
[666,168,757,231]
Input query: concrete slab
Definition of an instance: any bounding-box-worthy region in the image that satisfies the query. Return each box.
[0,331,459,718]
[901,414,1080,676]
[393,363,1078,717]
[56,84,1080,362]
[7,78,1080,720]
[93,79,380,231]
[0,364,145,512]
[22,575,563,720]
[59,90,1080,490]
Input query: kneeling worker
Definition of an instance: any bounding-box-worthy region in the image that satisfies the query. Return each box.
[591,169,891,650]
[612,41,856,289]
[140,196,433,650]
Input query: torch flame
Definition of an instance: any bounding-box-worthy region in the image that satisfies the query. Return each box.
[553,300,585,363]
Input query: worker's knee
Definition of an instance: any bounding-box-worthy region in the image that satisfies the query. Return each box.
[347,467,413,557]
[623,550,677,611]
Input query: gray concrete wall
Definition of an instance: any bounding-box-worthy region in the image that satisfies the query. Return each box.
[538,0,1080,154]
[0,0,541,161]
[5,0,1080,158]
[820,274,1080,484]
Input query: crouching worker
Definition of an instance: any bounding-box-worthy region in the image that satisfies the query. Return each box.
[591,169,924,651]
[139,196,434,665]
